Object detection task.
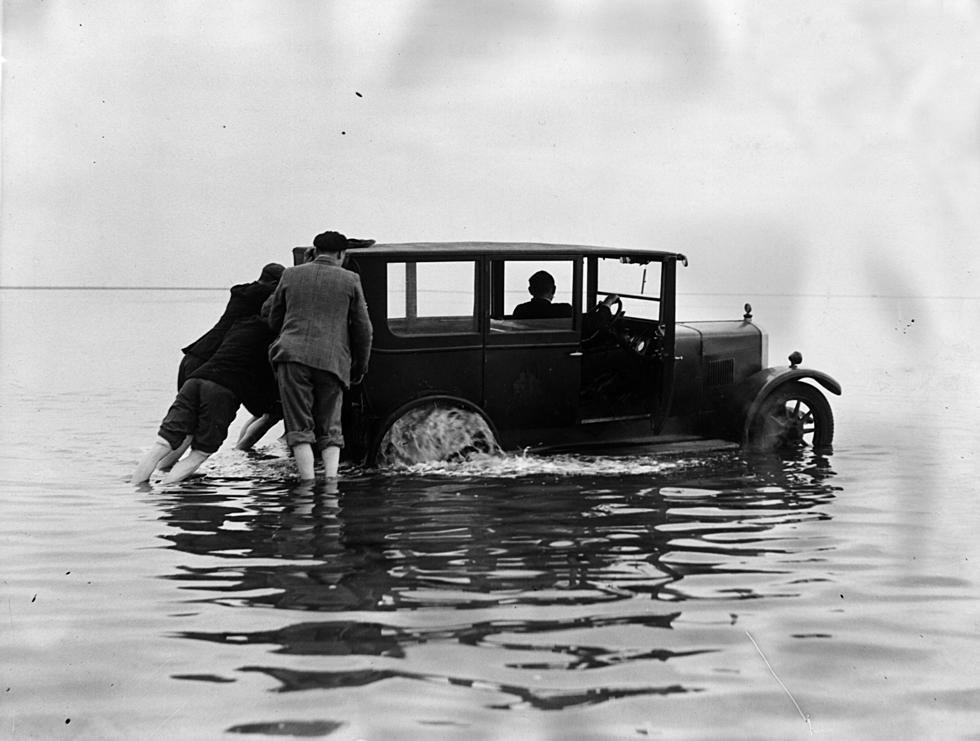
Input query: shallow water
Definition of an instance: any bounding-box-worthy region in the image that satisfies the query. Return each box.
[1,289,979,740]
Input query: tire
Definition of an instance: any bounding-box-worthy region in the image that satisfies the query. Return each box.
[746,381,834,451]
[373,398,500,467]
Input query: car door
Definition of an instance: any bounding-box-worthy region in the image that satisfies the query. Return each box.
[580,255,676,430]
[482,256,582,440]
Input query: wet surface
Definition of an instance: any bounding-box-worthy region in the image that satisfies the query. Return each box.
[2,290,979,739]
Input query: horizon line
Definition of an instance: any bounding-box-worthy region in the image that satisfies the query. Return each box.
[0,285,224,291]
[0,285,976,300]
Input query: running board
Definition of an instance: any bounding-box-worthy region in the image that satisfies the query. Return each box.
[579,413,650,424]
[525,436,739,456]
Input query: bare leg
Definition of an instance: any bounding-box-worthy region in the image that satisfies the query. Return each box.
[321,445,341,479]
[131,437,174,483]
[236,415,261,446]
[292,442,315,481]
[235,413,281,451]
[158,435,191,471]
[162,449,212,484]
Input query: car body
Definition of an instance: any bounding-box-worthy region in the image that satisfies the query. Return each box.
[291,242,840,465]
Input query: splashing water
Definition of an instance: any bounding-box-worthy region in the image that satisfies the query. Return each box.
[400,450,689,478]
[195,443,692,482]
[371,400,701,477]
[198,446,693,481]
[183,403,714,481]
[375,401,502,468]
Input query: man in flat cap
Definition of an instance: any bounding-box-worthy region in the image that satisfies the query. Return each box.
[265,231,373,481]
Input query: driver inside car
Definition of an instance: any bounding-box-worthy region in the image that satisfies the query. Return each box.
[512,270,574,319]
[582,293,622,340]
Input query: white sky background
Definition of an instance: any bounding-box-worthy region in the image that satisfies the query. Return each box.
[2,0,978,298]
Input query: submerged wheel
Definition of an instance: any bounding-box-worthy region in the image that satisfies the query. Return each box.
[747,381,834,451]
[373,399,500,467]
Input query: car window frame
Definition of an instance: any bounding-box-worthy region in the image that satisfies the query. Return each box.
[484,254,582,347]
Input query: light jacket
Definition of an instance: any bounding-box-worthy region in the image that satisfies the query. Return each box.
[265,257,373,387]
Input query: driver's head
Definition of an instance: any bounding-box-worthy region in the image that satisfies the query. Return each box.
[528,270,556,300]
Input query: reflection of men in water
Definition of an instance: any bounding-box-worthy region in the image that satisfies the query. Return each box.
[512,270,573,319]
[178,263,285,388]
[131,315,278,484]
[266,231,373,481]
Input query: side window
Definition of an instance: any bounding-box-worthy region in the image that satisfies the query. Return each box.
[386,260,478,336]
[491,259,576,333]
[596,258,662,321]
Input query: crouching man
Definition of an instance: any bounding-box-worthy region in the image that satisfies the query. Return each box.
[132,314,276,484]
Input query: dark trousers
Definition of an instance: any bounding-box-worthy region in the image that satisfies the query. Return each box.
[158,378,239,454]
[177,353,206,389]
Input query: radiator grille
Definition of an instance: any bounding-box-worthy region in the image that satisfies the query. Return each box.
[706,358,734,386]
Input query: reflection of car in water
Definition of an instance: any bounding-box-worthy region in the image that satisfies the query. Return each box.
[291,242,840,466]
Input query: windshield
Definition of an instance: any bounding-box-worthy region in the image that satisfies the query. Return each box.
[595,258,662,321]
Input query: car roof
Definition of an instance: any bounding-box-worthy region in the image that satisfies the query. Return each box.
[342,241,687,262]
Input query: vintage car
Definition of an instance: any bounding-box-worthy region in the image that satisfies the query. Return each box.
[291,242,840,466]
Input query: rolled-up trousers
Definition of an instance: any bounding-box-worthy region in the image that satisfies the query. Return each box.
[274,361,344,451]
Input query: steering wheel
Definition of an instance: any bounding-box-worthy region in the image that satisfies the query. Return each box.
[583,294,626,342]
[597,294,625,326]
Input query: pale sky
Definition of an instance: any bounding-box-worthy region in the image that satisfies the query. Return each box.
[2,0,978,297]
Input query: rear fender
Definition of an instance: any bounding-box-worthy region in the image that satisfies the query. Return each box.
[735,367,842,442]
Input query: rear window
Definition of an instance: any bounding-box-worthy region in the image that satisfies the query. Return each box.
[386,260,478,336]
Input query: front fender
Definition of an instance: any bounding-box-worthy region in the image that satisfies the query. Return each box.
[733,367,842,442]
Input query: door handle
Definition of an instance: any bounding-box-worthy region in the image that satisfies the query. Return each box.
[568,351,583,357]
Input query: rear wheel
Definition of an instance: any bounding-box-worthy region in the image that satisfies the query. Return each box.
[747,381,834,450]
[373,399,500,467]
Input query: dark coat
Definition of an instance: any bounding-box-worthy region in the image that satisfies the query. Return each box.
[265,256,373,387]
[182,280,278,359]
[190,316,277,417]
[512,297,574,320]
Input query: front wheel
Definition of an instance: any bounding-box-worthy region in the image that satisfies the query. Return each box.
[746,381,834,450]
